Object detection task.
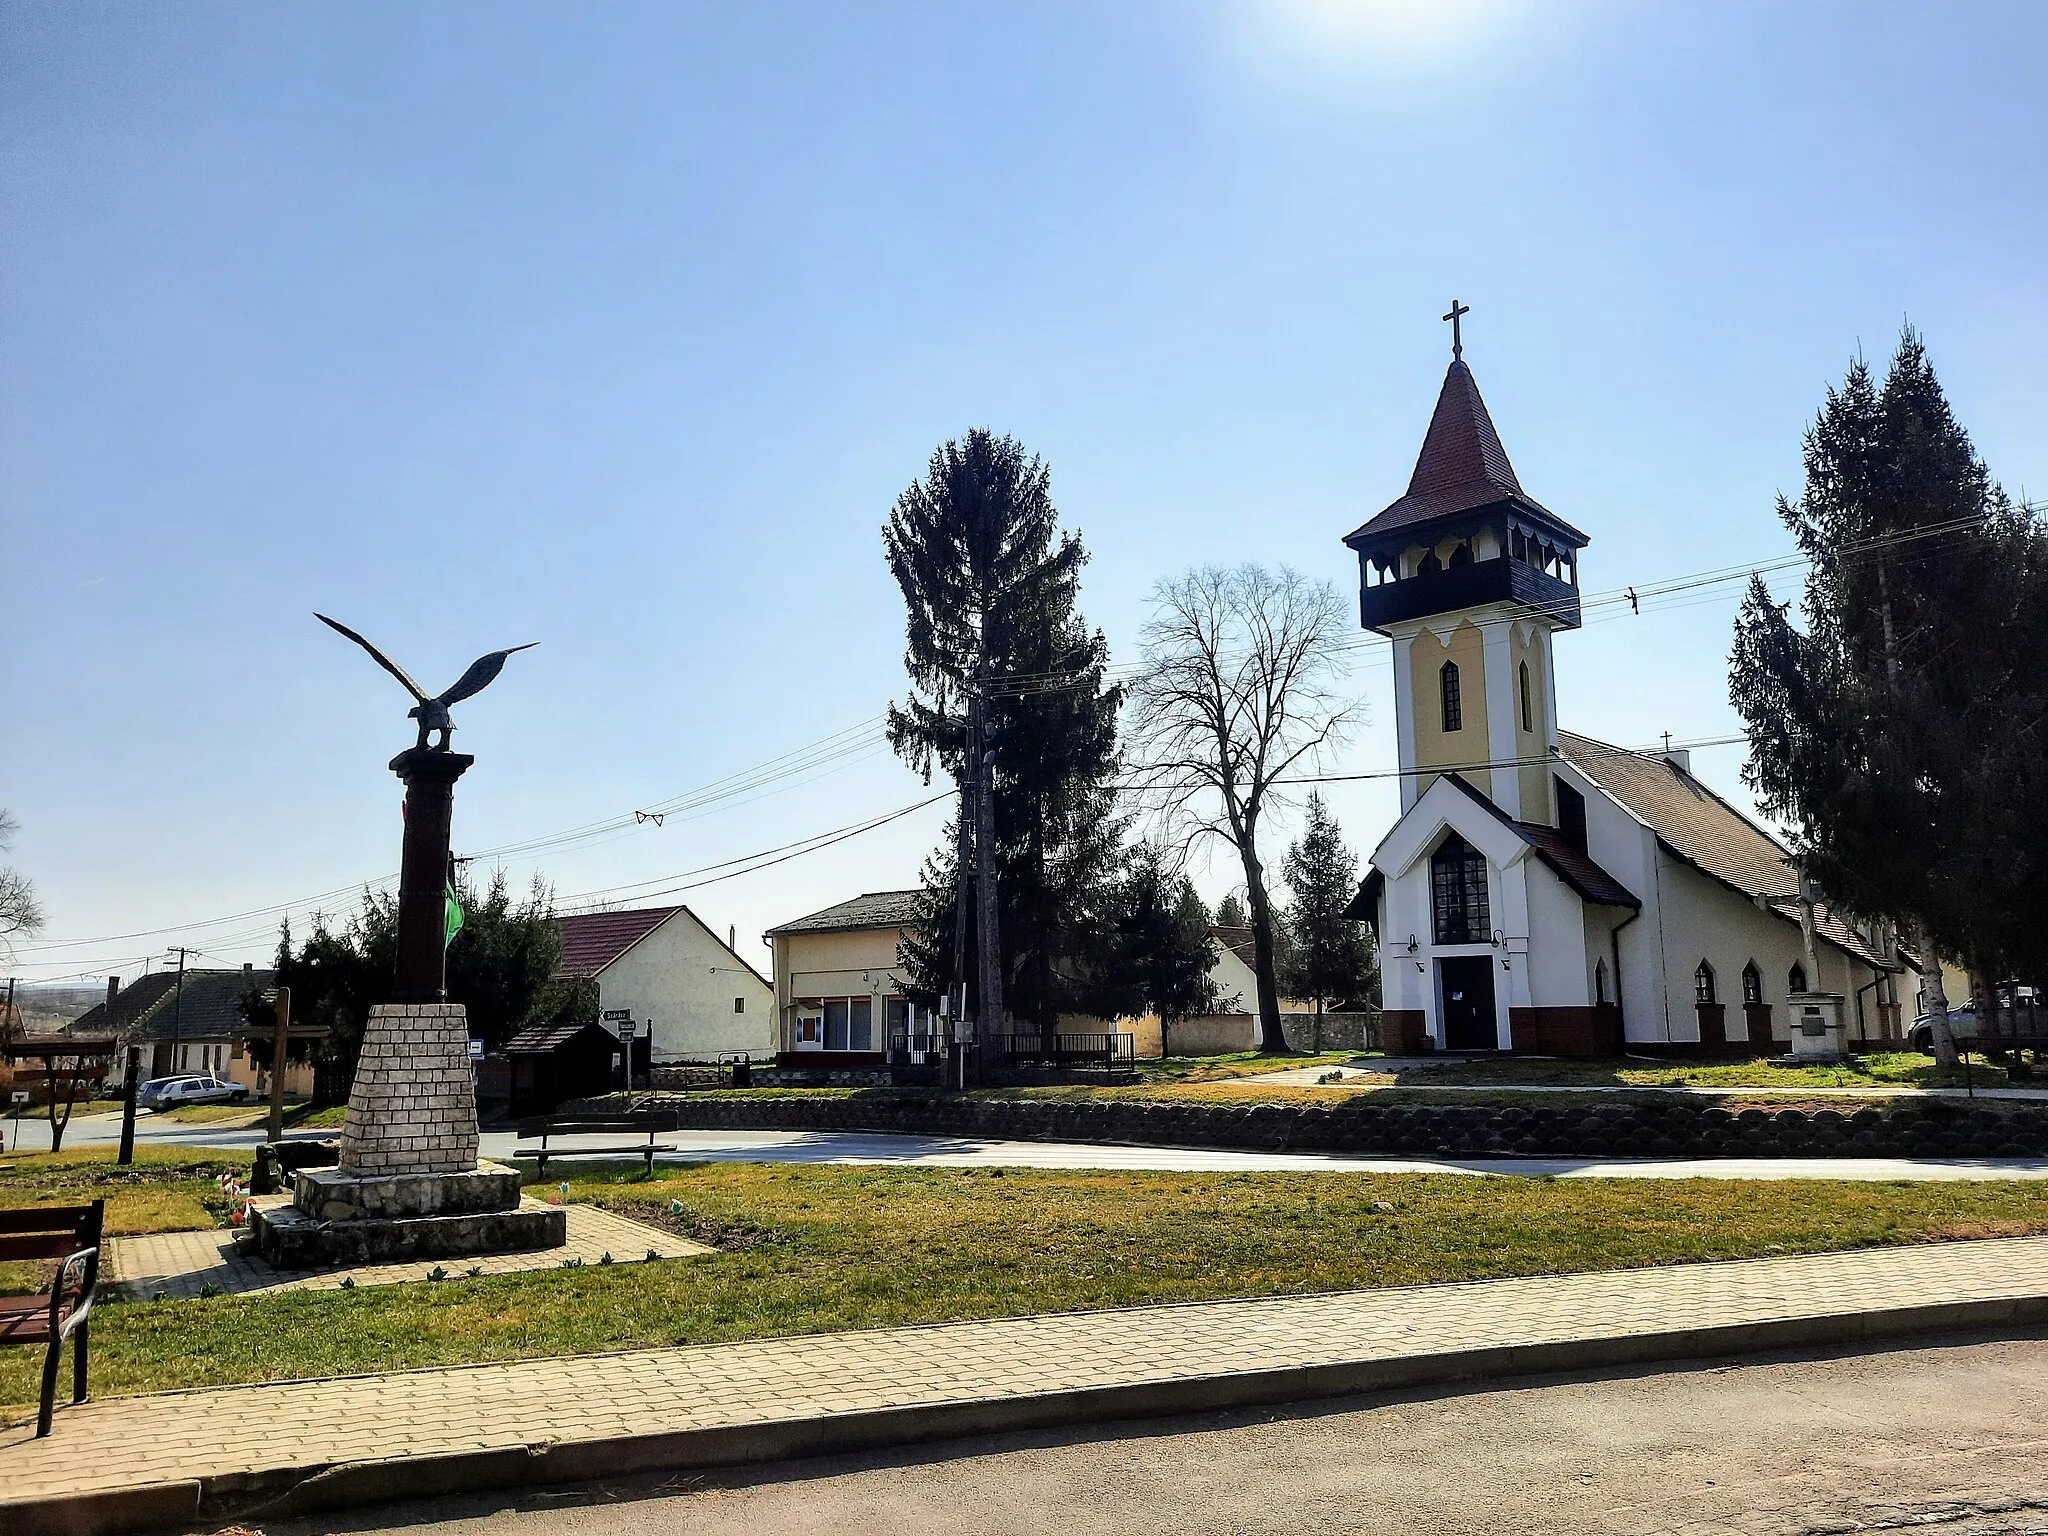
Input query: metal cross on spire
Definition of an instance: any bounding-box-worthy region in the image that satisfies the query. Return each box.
[1443,298,1471,361]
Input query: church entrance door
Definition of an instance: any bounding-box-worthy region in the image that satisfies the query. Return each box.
[1438,956,1498,1051]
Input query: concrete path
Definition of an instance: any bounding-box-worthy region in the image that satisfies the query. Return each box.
[5,1236,2046,1534]
[295,1335,2048,1536]
[107,1202,705,1300]
[13,1111,2048,1181]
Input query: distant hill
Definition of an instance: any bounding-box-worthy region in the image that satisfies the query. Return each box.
[10,983,109,1032]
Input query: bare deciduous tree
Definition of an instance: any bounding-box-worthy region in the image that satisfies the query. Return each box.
[0,809,45,962]
[1128,565,1358,1052]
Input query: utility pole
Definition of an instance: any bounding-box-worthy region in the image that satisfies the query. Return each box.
[969,682,1003,1069]
[167,947,194,1076]
[267,985,292,1143]
[950,761,974,1091]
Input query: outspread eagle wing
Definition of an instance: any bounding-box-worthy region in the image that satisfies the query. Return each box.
[316,613,430,703]
[435,643,539,708]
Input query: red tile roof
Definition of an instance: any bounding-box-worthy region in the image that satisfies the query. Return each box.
[1344,360,1586,547]
[554,906,683,977]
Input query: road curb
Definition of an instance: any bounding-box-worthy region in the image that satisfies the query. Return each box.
[8,1292,2045,1536]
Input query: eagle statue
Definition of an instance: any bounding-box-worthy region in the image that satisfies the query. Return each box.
[316,613,537,752]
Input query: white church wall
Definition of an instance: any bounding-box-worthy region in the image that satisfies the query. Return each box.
[1522,863,1592,1007]
[598,912,776,1064]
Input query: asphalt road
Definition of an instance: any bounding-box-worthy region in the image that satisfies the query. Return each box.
[267,1334,2048,1536]
[12,1108,2048,1180]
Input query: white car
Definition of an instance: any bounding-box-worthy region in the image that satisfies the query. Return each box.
[137,1074,250,1111]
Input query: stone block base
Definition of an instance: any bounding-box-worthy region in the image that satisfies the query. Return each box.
[291,1163,522,1223]
[250,1196,567,1269]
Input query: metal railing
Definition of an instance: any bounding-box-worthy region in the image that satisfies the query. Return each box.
[998,1031,1137,1068]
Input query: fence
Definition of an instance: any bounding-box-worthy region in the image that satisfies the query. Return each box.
[998,1031,1137,1069]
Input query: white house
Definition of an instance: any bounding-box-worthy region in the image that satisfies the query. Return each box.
[1343,340,1907,1055]
[555,906,775,1064]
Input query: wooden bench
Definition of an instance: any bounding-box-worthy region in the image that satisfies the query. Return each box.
[514,1114,679,1177]
[0,1200,103,1437]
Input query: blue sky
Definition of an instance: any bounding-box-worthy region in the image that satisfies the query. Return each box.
[4,0,2043,985]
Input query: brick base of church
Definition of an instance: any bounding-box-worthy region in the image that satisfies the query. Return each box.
[1380,1010,1431,1054]
[1508,1005,1624,1057]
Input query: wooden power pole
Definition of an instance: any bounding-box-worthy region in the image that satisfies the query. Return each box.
[267,985,292,1144]
[969,689,1002,1069]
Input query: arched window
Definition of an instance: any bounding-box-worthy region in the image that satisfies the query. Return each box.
[1694,961,1717,1006]
[1511,527,1528,562]
[1448,541,1473,567]
[1430,832,1490,944]
[1741,961,1763,1005]
[1440,661,1463,733]
[1594,958,1609,1005]
[1419,549,1442,575]
[1519,661,1533,733]
[1788,962,1808,994]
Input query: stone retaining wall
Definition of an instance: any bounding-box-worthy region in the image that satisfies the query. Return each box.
[633,1093,2048,1160]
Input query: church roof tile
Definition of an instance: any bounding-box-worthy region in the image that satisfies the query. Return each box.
[1343,360,1587,547]
[1558,732,1892,970]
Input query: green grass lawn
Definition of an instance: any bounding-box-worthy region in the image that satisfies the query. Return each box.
[5,1151,2048,1415]
[152,1100,346,1128]
[1341,1051,2028,1092]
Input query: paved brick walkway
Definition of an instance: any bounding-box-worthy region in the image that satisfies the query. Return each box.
[107,1202,707,1300]
[3,1235,2046,1523]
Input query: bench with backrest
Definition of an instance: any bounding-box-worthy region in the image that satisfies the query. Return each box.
[0,1200,103,1437]
[514,1114,680,1178]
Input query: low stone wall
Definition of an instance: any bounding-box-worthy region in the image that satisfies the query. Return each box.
[635,1092,2048,1160]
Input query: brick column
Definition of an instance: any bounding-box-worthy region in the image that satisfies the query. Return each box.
[339,1001,480,1176]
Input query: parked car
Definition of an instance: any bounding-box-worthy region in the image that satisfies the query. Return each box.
[137,1075,249,1111]
[1909,1007,1978,1055]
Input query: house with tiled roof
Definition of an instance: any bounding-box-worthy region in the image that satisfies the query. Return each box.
[1342,330,1906,1056]
[552,905,774,1064]
[69,965,322,1095]
[765,891,938,1065]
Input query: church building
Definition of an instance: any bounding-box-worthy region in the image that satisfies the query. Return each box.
[1344,320,1906,1056]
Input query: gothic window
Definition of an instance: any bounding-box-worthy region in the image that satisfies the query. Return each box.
[1595,958,1609,1005]
[1448,541,1473,567]
[1519,661,1533,732]
[1788,962,1808,994]
[1440,661,1463,733]
[1430,832,1490,945]
[1742,962,1763,1005]
[1419,549,1442,575]
[1694,961,1717,1006]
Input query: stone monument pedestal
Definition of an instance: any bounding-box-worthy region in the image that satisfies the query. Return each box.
[250,1001,564,1268]
[1785,991,1848,1062]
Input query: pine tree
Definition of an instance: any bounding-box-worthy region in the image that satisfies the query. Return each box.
[1093,844,1220,1045]
[1731,327,2048,1059]
[1280,793,1377,1047]
[1214,892,1247,929]
[885,430,1125,1032]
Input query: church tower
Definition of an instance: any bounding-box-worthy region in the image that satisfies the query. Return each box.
[1343,308,1589,824]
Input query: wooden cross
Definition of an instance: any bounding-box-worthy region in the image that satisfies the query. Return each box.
[1443,298,1470,361]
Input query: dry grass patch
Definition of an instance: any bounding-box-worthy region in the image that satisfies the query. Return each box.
[6,1161,2047,1413]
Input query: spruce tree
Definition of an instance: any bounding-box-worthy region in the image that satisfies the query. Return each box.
[1731,327,2048,1058]
[885,430,1125,1032]
[1094,843,1220,1044]
[1280,793,1377,1047]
